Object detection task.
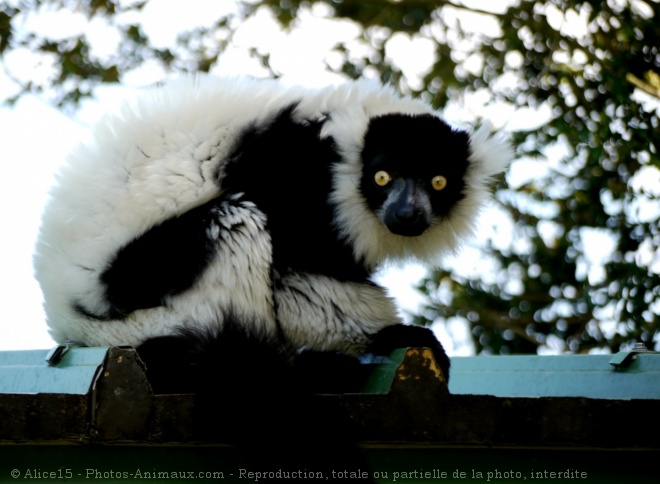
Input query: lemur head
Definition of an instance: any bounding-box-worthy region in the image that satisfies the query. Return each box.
[330,111,511,268]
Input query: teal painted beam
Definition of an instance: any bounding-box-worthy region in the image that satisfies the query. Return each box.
[448,353,660,400]
[0,347,110,395]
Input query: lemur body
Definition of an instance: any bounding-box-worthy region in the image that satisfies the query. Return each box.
[35,76,511,387]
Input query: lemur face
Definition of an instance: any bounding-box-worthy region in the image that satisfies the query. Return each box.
[360,114,471,237]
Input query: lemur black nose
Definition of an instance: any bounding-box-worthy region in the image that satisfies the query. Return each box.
[388,207,428,236]
[393,205,422,224]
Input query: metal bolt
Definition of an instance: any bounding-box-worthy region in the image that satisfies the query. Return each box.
[633,342,649,352]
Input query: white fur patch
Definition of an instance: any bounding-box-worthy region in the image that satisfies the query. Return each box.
[275,272,401,355]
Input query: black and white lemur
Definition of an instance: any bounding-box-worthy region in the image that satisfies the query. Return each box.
[34,76,511,474]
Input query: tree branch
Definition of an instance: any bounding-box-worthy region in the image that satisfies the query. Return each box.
[626,72,660,99]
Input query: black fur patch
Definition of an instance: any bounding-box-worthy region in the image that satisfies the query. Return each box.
[99,199,219,317]
[223,105,369,281]
[136,319,288,396]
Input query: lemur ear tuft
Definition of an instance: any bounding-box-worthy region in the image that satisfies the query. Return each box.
[467,124,513,186]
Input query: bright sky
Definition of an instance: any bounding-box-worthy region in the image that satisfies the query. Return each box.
[0,96,77,350]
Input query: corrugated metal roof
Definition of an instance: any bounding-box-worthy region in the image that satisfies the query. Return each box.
[0,346,108,395]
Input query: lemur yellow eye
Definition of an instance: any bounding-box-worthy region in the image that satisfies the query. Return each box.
[374,170,391,187]
[432,175,447,191]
